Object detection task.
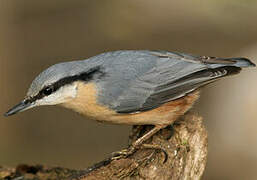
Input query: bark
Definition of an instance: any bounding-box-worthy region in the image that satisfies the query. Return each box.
[0,111,208,180]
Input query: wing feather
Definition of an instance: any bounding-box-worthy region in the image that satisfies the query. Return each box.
[115,51,242,113]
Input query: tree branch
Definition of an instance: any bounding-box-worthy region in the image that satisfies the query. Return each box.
[0,112,207,180]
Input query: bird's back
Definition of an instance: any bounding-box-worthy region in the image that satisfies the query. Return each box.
[93,50,254,114]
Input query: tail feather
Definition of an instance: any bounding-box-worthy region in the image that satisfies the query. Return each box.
[202,56,255,68]
[227,57,256,68]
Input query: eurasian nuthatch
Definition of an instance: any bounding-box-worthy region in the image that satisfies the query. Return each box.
[5,50,255,154]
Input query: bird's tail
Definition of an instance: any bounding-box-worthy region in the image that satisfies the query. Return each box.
[204,57,254,67]
[213,57,255,67]
[170,56,255,96]
[231,57,256,67]
[202,57,255,75]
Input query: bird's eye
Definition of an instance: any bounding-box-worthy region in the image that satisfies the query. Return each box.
[43,86,53,96]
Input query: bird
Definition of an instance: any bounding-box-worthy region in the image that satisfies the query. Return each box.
[4,50,255,157]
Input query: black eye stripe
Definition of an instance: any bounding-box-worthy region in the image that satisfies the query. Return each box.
[41,86,54,96]
[28,66,102,103]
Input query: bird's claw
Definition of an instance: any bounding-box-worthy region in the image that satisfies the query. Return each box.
[111,146,137,161]
[110,144,168,163]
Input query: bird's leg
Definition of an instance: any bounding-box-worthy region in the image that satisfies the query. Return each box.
[111,124,167,160]
[128,125,145,145]
[132,124,167,147]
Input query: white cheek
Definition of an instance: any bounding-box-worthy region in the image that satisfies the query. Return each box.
[36,84,78,106]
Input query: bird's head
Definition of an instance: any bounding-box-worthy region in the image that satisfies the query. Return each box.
[5,61,101,117]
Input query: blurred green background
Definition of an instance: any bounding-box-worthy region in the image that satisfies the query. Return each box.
[0,0,257,179]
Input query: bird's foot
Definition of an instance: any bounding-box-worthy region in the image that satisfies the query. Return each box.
[111,144,168,163]
[110,146,137,161]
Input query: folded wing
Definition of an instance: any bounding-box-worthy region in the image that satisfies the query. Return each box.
[114,51,254,113]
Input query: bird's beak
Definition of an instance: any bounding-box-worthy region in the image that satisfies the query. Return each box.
[4,99,34,117]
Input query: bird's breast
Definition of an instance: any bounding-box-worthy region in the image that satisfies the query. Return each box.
[61,81,199,125]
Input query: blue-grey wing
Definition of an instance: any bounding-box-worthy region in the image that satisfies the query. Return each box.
[96,50,251,113]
